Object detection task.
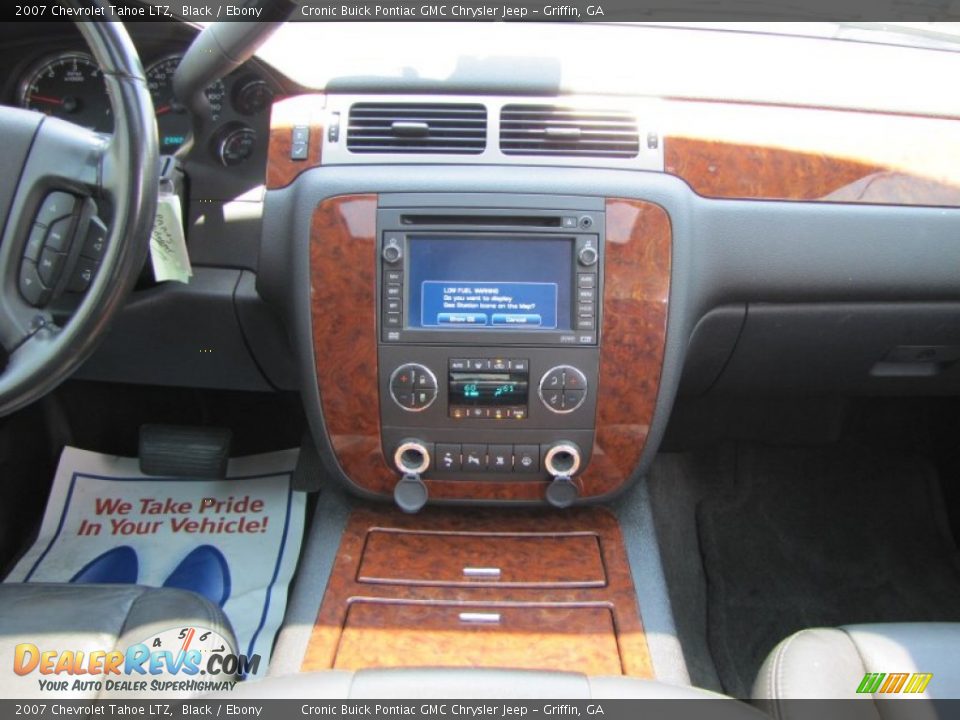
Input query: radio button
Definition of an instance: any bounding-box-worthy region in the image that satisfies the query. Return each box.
[385,284,402,298]
[577,245,599,267]
[578,288,596,302]
[383,313,401,328]
[577,273,596,289]
[386,299,401,313]
[385,270,403,283]
[576,317,596,331]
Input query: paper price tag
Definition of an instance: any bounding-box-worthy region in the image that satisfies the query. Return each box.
[150,193,192,284]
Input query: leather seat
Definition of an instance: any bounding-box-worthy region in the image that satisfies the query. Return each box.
[753,623,960,712]
[0,583,236,699]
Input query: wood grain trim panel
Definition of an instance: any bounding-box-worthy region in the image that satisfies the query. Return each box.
[577,200,672,497]
[310,196,672,503]
[335,603,622,674]
[664,101,960,206]
[266,94,324,190]
[301,506,652,677]
[358,531,606,588]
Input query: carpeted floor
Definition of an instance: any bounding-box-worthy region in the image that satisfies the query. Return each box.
[696,442,960,698]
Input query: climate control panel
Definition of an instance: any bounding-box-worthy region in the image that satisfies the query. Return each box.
[379,344,599,498]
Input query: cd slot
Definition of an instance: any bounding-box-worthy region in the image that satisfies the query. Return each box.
[400,214,563,227]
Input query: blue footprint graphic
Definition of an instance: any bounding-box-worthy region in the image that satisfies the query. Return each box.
[70,546,139,584]
[163,545,231,607]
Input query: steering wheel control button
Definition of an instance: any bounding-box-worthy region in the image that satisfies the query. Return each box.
[38,249,66,287]
[19,261,50,307]
[44,217,73,252]
[67,258,97,293]
[81,217,108,260]
[35,192,76,227]
[539,365,589,413]
[24,224,46,261]
[390,363,437,412]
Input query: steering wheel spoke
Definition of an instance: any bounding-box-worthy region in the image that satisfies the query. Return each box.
[0,22,157,416]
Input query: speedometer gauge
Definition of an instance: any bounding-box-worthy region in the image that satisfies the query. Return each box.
[19,52,112,133]
[146,54,225,152]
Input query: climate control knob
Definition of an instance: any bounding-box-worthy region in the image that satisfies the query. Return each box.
[389,363,438,412]
[538,365,588,413]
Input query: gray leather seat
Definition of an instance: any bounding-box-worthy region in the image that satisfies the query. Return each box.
[754,623,960,713]
[0,583,236,699]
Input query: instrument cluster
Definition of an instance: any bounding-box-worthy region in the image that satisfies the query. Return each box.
[15,47,276,167]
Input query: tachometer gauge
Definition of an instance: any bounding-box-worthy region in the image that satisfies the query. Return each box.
[18,52,112,133]
[146,54,226,152]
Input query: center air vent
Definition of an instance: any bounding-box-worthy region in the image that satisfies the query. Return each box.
[347,103,487,154]
[499,105,639,158]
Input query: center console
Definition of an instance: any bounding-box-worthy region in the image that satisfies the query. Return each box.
[309,193,671,509]
[376,199,605,510]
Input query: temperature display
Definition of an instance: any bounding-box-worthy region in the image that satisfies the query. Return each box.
[449,367,529,420]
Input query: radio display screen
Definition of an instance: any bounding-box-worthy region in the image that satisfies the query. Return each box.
[406,236,573,331]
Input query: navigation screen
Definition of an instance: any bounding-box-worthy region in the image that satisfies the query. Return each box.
[407,236,572,331]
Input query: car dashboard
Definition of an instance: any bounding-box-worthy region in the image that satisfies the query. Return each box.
[4,18,960,509]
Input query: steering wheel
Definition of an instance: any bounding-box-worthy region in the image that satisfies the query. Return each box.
[0,20,157,417]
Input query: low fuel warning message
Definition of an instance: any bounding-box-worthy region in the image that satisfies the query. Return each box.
[420,281,558,329]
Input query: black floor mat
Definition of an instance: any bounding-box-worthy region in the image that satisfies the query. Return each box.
[697,442,960,699]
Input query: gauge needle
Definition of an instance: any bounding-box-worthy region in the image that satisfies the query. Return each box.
[29,95,63,105]
[155,105,172,116]
[180,627,196,653]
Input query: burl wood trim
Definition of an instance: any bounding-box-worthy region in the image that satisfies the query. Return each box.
[664,101,960,206]
[310,196,672,502]
[336,603,622,674]
[310,195,388,499]
[301,506,652,677]
[576,200,672,497]
[358,531,606,588]
[266,94,324,190]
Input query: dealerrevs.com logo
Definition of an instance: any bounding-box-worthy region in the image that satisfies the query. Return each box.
[13,627,259,694]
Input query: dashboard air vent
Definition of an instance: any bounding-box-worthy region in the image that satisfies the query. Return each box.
[499,105,639,158]
[347,102,487,154]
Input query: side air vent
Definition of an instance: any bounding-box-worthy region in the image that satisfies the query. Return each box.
[347,102,487,154]
[500,105,639,158]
